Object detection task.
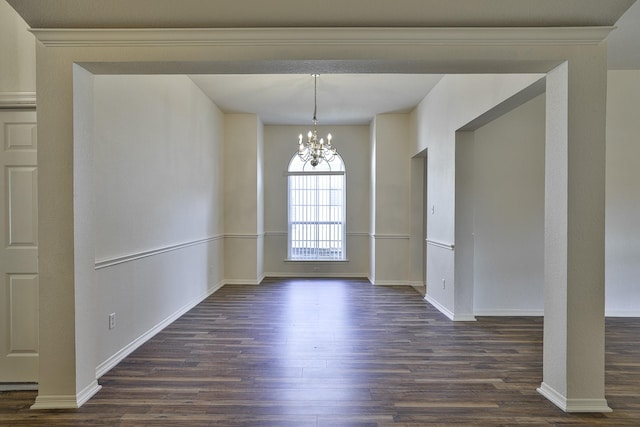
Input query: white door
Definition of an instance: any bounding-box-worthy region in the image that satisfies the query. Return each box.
[0,110,38,383]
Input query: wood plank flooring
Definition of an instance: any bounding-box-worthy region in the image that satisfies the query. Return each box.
[2,278,640,426]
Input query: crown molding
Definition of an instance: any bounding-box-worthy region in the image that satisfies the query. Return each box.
[29,26,615,48]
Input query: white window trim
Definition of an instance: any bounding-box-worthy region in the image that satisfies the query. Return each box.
[286,162,347,262]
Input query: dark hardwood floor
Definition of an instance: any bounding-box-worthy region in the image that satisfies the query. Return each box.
[2,278,640,426]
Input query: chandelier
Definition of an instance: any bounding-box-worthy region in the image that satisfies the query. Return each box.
[297,74,337,167]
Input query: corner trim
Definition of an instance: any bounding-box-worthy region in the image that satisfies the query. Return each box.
[537,382,612,413]
[30,27,615,48]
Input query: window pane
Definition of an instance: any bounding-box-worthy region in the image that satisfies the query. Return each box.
[287,154,345,260]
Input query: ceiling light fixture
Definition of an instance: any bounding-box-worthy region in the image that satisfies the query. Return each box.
[297,74,337,167]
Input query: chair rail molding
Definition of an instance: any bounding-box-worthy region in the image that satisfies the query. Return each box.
[426,238,455,250]
[0,92,36,108]
[94,235,223,269]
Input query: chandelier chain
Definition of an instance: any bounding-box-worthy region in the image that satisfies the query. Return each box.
[313,74,318,123]
[296,74,338,168]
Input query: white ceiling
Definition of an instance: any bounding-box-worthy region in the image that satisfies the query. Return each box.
[7,0,640,125]
[6,0,635,28]
[607,0,640,69]
[189,74,444,125]
[191,1,640,125]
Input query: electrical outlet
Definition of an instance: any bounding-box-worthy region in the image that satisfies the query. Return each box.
[108,313,116,330]
[442,278,446,290]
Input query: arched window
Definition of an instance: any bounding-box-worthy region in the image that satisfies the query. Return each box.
[287,153,346,260]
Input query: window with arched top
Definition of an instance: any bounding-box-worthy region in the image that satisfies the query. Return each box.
[287,153,346,260]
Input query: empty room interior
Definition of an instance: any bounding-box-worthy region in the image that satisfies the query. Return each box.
[1,0,640,425]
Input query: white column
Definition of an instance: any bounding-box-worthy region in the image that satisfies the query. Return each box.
[224,114,264,284]
[538,47,610,412]
[370,114,411,285]
[31,44,102,410]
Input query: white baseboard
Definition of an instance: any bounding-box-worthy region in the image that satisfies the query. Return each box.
[263,272,368,280]
[537,382,612,413]
[452,313,477,322]
[95,280,225,379]
[424,294,454,320]
[224,278,263,285]
[0,383,38,391]
[371,280,412,286]
[605,310,640,317]
[77,381,103,407]
[423,294,476,321]
[31,395,81,410]
[31,381,102,410]
[474,309,544,317]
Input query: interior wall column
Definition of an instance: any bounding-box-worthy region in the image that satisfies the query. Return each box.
[369,114,411,285]
[453,131,475,319]
[31,44,102,409]
[538,46,610,412]
[224,114,264,284]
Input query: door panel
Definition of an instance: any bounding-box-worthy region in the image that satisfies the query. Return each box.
[0,110,38,383]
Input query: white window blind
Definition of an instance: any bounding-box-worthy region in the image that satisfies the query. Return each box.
[287,154,346,260]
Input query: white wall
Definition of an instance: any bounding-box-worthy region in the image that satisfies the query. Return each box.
[15,18,623,409]
[263,124,370,277]
[452,71,640,318]
[606,70,640,316]
[413,74,544,319]
[471,94,546,315]
[91,75,225,374]
[0,0,35,94]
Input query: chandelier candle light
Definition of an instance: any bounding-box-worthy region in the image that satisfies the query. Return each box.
[297,74,337,167]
